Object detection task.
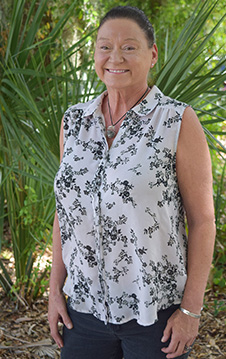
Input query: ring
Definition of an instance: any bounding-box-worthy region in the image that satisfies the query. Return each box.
[185,344,193,351]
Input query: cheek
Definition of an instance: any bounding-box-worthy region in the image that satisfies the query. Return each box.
[95,54,109,73]
[95,53,105,67]
[94,59,105,80]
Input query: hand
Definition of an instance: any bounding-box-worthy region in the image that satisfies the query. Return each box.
[161,309,199,358]
[48,292,73,348]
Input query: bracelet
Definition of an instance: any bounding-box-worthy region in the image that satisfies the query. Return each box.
[179,306,202,319]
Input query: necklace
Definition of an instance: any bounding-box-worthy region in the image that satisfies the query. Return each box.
[106,87,149,139]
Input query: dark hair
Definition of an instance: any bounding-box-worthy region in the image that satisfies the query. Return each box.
[98,6,155,48]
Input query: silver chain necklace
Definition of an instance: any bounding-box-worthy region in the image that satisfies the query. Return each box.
[106,87,149,139]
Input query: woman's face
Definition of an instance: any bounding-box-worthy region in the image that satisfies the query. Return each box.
[94,18,158,92]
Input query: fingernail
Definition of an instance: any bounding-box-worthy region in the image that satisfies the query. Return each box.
[67,323,73,329]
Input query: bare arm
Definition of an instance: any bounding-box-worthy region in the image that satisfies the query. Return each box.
[49,211,67,296]
[161,107,216,358]
[48,118,73,349]
[178,106,215,312]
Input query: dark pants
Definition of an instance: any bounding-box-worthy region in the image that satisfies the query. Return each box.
[61,303,193,359]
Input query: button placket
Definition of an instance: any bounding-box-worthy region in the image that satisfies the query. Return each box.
[91,157,110,323]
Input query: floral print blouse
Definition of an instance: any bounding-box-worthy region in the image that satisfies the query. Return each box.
[54,85,189,326]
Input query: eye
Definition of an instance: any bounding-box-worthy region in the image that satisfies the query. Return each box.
[100,45,110,50]
[123,46,136,51]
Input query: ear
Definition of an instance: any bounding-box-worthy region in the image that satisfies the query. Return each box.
[150,43,158,68]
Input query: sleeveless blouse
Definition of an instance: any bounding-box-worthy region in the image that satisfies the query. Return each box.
[54,85,188,326]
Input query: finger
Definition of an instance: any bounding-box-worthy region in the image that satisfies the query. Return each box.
[161,328,180,354]
[50,319,64,349]
[166,341,184,359]
[161,322,172,343]
[61,309,73,330]
[183,339,195,354]
[54,333,64,349]
[161,338,178,354]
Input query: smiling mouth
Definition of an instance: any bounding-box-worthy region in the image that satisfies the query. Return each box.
[106,69,129,74]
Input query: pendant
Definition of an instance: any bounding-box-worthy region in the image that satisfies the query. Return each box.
[106,125,116,139]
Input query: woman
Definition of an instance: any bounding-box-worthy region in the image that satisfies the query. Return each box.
[48,6,216,359]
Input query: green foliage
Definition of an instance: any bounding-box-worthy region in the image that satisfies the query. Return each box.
[0,0,104,303]
[212,298,226,316]
[212,268,226,289]
[211,156,226,292]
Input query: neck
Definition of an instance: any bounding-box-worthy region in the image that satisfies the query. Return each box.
[107,85,149,115]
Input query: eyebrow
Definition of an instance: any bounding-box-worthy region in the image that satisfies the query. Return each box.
[97,37,139,42]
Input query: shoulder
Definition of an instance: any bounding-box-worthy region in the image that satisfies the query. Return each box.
[64,91,106,121]
[62,92,106,140]
[146,87,189,131]
[177,106,210,174]
[159,96,187,110]
[137,86,188,122]
[153,86,188,112]
[64,99,94,120]
[63,97,98,134]
[180,106,206,145]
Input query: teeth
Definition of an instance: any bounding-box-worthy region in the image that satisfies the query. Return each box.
[108,69,127,73]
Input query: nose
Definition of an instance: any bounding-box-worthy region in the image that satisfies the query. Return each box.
[109,49,124,63]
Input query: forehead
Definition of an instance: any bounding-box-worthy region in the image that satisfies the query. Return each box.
[97,18,146,42]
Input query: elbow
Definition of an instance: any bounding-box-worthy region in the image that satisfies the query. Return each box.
[187,213,216,237]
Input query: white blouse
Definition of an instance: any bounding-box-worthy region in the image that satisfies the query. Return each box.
[54,85,188,326]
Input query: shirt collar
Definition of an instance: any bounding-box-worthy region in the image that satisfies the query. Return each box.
[131,85,163,116]
[83,86,163,118]
[83,91,107,117]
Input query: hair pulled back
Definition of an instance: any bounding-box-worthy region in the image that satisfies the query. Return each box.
[98,6,155,48]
